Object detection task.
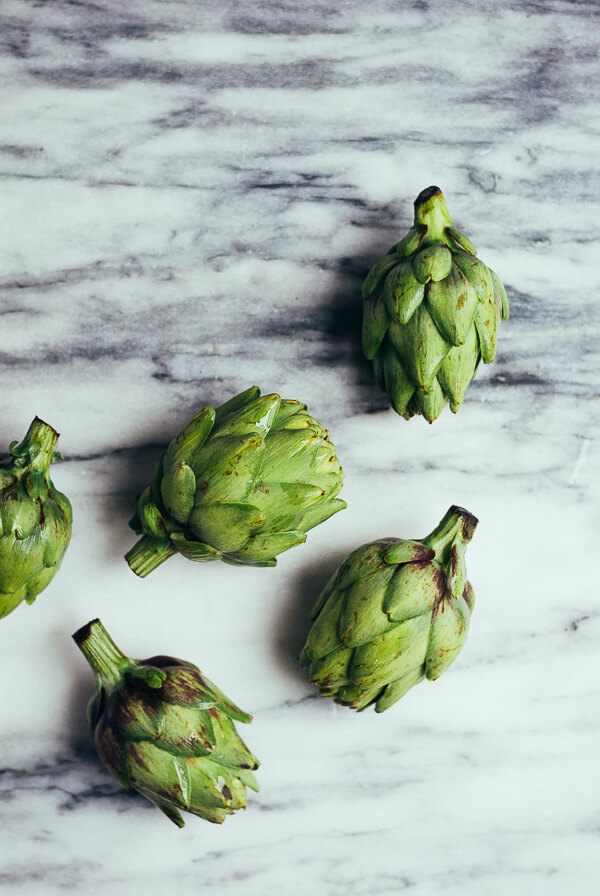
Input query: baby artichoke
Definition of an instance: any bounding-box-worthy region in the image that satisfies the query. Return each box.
[362,186,509,422]
[73,619,260,827]
[299,506,477,712]
[0,417,72,619]
[125,386,346,576]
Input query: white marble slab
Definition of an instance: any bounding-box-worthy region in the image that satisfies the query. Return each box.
[1,1,599,893]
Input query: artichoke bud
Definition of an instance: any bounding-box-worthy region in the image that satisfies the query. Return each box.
[299,506,478,712]
[125,387,346,577]
[0,418,72,619]
[73,619,260,827]
[362,186,509,422]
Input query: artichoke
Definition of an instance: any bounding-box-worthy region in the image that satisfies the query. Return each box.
[0,417,72,619]
[73,619,260,827]
[125,386,346,576]
[299,506,478,712]
[362,186,509,422]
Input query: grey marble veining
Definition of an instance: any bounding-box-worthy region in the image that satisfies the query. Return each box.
[1,1,599,893]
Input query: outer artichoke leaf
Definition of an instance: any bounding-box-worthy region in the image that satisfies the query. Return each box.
[164,407,216,471]
[211,393,280,440]
[39,500,71,567]
[437,326,479,410]
[419,379,449,422]
[448,540,468,602]
[212,386,261,428]
[1,488,40,539]
[206,712,257,770]
[362,293,389,359]
[383,540,435,565]
[188,501,263,554]
[339,566,396,647]
[349,614,430,691]
[271,399,309,430]
[141,792,185,828]
[0,530,43,593]
[473,301,500,366]
[299,584,345,664]
[151,454,165,505]
[24,567,55,604]
[490,269,510,320]
[95,718,131,788]
[185,757,235,812]
[202,674,253,724]
[445,226,476,255]
[156,703,217,757]
[383,560,446,623]
[336,540,392,590]
[191,434,266,504]
[387,306,449,389]
[160,666,219,708]
[426,265,479,347]
[425,596,471,680]
[382,345,415,415]
[169,532,220,562]
[297,497,346,534]
[375,666,425,712]
[259,430,327,482]
[124,741,192,809]
[160,462,196,525]
[383,260,425,324]
[220,555,277,568]
[138,497,168,541]
[372,352,385,391]
[236,768,260,793]
[232,529,306,562]
[340,683,383,711]
[452,250,494,304]
[396,226,425,258]
[309,645,352,692]
[107,688,165,742]
[250,480,327,532]
[362,254,399,300]
[411,244,453,285]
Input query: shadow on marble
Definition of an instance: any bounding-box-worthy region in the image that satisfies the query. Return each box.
[273,548,348,685]
[97,441,168,562]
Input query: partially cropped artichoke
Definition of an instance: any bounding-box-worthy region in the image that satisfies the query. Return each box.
[362,186,509,422]
[73,619,260,827]
[125,386,346,576]
[0,417,72,619]
[299,506,477,712]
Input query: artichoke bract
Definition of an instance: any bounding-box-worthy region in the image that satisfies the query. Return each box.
[0,417,72,619]
[299,506,478,712]
[125,386,346,576]
[362,186,509,422]
[73,619,260,827]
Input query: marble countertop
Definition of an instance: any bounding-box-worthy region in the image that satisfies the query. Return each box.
[1,1,598,893]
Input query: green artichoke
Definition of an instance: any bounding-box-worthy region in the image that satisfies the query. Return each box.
[0,417,72,619]
[362,186,509,422]
[125,386,346,576]
[73,619,260,827]
[299,506,478,712]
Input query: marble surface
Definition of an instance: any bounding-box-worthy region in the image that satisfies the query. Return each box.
[1,0,599,893]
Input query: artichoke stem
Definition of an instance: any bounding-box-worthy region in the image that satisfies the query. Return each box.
[73,619,131,687]
[413,186,454,245]
[423,505,478,561]
[125,535,177,578]
[11,417,60,472]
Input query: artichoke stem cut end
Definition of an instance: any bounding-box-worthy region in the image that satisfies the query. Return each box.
[10,417,60,471]
[72,618,131,687]
[125,535,177,578]
[423,505,479,557]
[413,186,454,242]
